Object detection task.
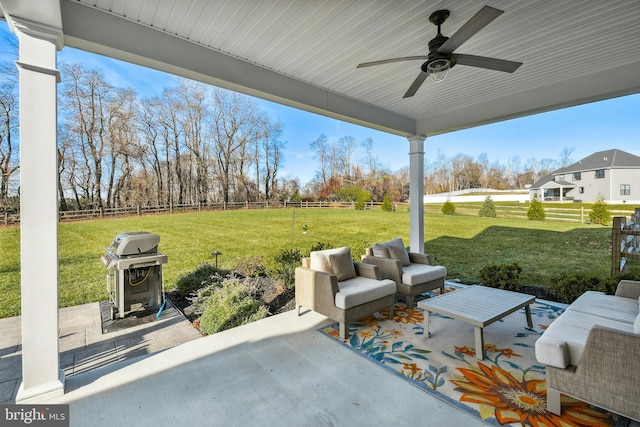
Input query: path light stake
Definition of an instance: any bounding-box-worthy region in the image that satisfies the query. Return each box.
[211,250,222,269]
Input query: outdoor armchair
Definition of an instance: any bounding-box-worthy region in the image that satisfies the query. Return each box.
[362,238,447,307]
[295,246,396,339]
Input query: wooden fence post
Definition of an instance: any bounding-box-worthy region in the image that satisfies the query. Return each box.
[611,216,623,277]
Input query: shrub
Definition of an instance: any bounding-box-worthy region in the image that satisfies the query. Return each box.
[479,263,522,291]
[526,196,545,221]
[236,256,266,278]
[176,263,223,296]
[546,272,608,304]
[198,278,269,335]
[381,193,393,212]
[589,196,611,225]
[270,248,302,288]
[338,184,371,210]
[183,281,222,319]
[479,195,496,218]
[441,199,456,215]
[309,241,334,252]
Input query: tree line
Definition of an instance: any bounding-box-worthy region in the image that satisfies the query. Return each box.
[0,51,573,213]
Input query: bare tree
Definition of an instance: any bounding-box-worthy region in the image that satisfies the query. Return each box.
[310,134,329,188]
[261,118,284,200]
[60,63,116,209]
[559,147,575,167]
[0,64,19,205]
[210,89,263,204]
[176,81,211,203]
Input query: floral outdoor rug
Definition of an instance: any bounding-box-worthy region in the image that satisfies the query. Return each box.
[318,285,623,427]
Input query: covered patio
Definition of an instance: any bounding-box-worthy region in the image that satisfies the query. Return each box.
[1,0,640,415]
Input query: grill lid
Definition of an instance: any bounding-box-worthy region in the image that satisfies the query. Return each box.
[108,231,160,256]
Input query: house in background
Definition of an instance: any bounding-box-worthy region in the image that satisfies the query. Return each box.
[530,149,640,204]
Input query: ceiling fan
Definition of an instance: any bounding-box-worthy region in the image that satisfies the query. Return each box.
[357,5,523,98]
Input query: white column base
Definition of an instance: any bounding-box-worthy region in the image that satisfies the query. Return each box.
[15,370,65,404]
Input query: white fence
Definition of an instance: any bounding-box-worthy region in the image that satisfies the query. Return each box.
[424,189,530,204]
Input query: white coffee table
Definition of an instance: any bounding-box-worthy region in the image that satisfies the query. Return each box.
[417,285,535,360]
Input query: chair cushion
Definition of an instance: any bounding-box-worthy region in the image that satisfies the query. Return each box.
[635,312,640,334]
[329,252,357,282]
[334,276,396,309]
[401,264,447,286]
[310,247,351,274]
[567,291,639,324]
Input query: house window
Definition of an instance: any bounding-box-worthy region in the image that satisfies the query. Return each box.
[595,169,605,179]
[556,174,565,181]
[573,172,581,181]
[621,184,631,196]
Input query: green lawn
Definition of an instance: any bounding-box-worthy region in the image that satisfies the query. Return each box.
[0,208,616,318]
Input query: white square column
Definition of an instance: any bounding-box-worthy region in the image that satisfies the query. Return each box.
[12,17,65,403]
[408,135,425,254]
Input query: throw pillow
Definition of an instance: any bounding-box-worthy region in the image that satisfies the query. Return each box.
[384,237,410,266]
[372,243,390,258]
[387,244,411,266]
[310,247,351,275]
[329,251,357,282]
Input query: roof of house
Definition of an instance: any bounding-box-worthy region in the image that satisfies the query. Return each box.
[555,149,640,174]
[539,180,576,189]
[530,149,640,189]
[530,174,555,189]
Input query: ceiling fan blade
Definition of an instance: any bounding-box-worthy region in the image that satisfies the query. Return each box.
[403,72,428,98]
[454,54,522,73]
[438,6,503,54]
[357,56,430,68]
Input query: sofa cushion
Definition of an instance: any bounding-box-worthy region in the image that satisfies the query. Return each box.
[329,252,356,282]
[334,277,396,310]
[566,291,639,324]
[535,310,635,368]
[534,337,569,369]
[310,247,351,275]
[401,264,447,286]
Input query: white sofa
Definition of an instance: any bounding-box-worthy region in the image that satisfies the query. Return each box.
[534,280,640,421]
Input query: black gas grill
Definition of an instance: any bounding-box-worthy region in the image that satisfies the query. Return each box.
[102,232,168,319]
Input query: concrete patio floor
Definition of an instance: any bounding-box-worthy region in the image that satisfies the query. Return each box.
[3,301,635,427]
[1,301,487,426]
[0,300,202,404]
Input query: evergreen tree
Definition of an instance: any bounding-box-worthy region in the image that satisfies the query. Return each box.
[526,196,545,221]
[441,199,456,215]
[381,193,393,212]
[589,196,611,225]
[479,195,496,218]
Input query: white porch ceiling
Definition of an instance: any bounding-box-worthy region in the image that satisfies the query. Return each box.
[3,0,640,137]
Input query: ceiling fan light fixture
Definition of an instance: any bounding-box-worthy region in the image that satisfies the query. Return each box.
[427,58,450,83]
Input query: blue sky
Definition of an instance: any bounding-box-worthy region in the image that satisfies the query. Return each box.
[2,20,639,185]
